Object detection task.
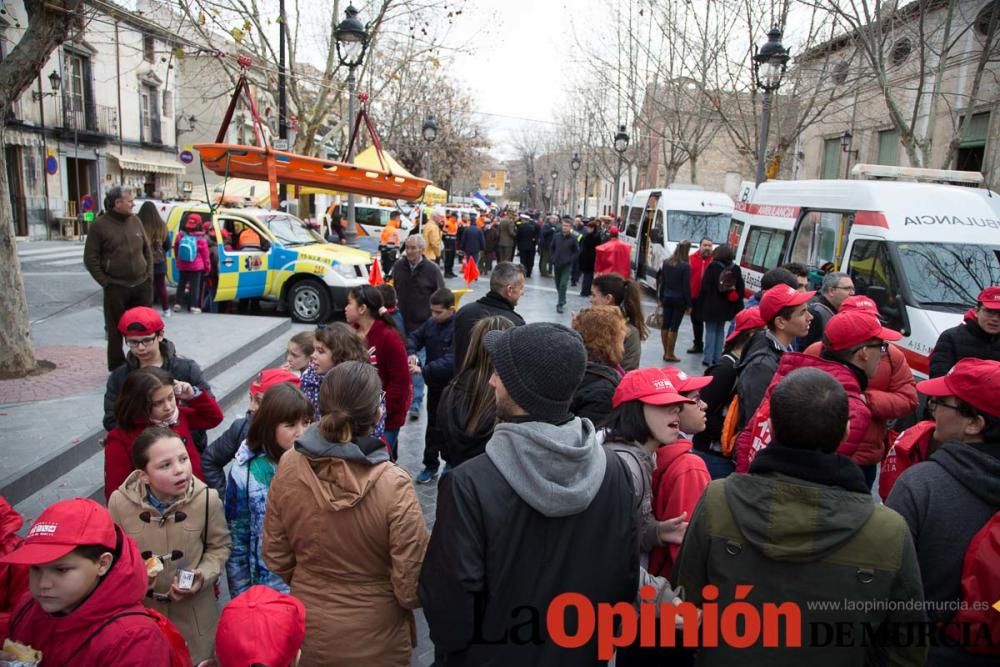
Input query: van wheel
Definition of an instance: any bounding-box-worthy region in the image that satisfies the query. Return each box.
[288,280,331,324]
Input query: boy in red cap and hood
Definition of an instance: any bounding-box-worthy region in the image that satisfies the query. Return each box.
[201,585,305,667]
[1,498,176,666]
[887,358,1000,664]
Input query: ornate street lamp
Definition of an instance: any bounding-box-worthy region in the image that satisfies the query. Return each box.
[569,152,581,216]
[550,168,558,213]
[752,27,790,186]
[612,124,629,218]
[336,5,370,244]
[840,130,859,178]
[421,112,437,180]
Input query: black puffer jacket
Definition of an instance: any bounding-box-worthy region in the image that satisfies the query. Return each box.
[103,340,212,450]
[438,370,496,467]
[578,232,602,273]
[201,413,250,494]
[452,291,525,368]
[929,319,1000,378]
[699,260,744,323]
[736,329,784,428]
[569,361,621,426]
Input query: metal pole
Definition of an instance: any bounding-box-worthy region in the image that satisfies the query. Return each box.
[277,0,287,208]
[613,154,623,219]
[37,77,52,239]
[582,170,589,218]
[755,88,772,186]
[344,69,357,245]
[570,173,576,217]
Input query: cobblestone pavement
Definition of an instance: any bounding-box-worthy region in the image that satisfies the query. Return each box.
[0,345,107,405]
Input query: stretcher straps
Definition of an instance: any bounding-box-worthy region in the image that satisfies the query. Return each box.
[343,92,389,174]
[214,56,266,148]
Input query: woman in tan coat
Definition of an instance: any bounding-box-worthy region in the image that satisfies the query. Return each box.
[422,210,443,262]
[108,426,231,663]
[264,360,429,666]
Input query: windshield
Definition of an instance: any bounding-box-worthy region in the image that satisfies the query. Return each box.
[894,242,1000,311]
[259,213,323,246]
[667,211,731,245]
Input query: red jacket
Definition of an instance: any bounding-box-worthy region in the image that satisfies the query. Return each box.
[879,420,936,501]
[104,390,223,500]
[734,352,871,473]
[595,239,632,279]
[804,342,917,465]
[0,495,29,640]
[6,526,173,666]
[365,319,413,430]
[688,251,712,300]
[648,441,710,578]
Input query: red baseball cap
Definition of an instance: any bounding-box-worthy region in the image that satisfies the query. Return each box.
[117,306,164,336]
[823,310,902,352]
[977,286,1000,310]
[759,285,815,323]
[215,585,306,667]
[249,368,301,397]
[612,368,695,408]
[839,295,880,315]
[917,358,1000,418]
[608,226,620,236]
[0,498,116,566]
[726,307,765,344]
[660,366,712,394]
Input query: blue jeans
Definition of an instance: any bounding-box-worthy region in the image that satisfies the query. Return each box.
[703,321,726,366]
[410,349,425,413]
[384,429,400,460]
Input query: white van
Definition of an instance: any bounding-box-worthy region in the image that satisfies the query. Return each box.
[620,187,735,289]
[729,165,1000,378]
[337,202,413,238]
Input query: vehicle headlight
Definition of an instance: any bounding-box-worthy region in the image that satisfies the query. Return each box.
[332,261,363,280]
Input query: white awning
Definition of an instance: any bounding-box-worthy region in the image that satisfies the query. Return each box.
[109,153,185,175]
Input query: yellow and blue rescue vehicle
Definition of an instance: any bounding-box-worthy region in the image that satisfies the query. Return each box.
[166,205,371,324]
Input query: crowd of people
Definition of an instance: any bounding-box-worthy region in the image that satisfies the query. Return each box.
[5,196,1000,666]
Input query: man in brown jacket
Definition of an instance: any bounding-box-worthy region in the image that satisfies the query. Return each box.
[84,185,154,370]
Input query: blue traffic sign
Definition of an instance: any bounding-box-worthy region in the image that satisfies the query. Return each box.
[179,150,194,164]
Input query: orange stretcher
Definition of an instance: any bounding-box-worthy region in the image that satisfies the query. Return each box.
[196,56,430,207]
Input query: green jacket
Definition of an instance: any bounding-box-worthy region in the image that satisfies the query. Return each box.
[84,210,153,287]
[674,450,926,666]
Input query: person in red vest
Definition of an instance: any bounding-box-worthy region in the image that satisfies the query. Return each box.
[594,226,632,279]
[687,237,714,355]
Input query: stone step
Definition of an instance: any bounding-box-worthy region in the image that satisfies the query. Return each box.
[13,325,294,522]
[1,310,293,507]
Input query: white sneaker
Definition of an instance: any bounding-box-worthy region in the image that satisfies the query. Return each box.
[172,304,182,312]
[190,307,202,314]
[163,309,172,318]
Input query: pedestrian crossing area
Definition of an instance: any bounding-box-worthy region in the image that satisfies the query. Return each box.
[16,242,87,273]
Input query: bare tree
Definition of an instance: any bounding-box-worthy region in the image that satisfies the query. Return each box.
[0,0,84,376]
[815,0,1000,169]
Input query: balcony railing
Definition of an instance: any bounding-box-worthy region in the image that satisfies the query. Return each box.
[60,104,118,136]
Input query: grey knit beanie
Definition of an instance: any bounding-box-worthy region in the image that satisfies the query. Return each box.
[484,322,587,422]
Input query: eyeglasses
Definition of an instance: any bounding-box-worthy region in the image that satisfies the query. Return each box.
[834,284,856,293]
[927,397,966,415]
[125,335,158,349]
[861,342,889,355]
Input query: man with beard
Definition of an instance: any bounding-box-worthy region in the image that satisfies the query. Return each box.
[419,323,638,665]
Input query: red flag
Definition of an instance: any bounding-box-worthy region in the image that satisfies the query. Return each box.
[463,255,480,285]
[369,256,384,286]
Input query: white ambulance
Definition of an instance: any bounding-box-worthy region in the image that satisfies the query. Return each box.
[620,186,735,290]
[730,164,1000,378]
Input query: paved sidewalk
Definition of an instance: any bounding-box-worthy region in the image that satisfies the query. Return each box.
[0,345,107,405]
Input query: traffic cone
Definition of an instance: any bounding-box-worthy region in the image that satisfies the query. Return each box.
[463,255,480,285]
[369,256,384,286]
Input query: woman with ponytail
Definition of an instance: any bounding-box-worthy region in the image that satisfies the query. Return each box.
[591,272,649,371]
[263,362,428,666]
[345,284,412,457]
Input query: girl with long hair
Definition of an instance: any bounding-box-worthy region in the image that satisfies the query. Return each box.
[438,315,515,467]
[591,272,648,371]
[346,285,412,457]
[137,201,170,315]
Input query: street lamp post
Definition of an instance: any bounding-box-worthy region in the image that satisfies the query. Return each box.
[840,130,859,178]
[752,27,790,187]
[612,124,629,219]
[550,168,558,213]
[335,4,369,245]
[421,112,438,180]
[538,177,545,210]
[34,71,60,238]
[569,152,581,217]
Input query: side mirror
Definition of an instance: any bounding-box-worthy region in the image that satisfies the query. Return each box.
[867,285,889,310]
[260,238,271,252]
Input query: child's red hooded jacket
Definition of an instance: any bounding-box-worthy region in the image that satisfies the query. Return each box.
[648,440,711,578]
[5,526,173,666]
[0,495,29,639]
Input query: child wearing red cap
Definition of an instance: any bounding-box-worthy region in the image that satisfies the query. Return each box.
[205,586,305,667]
[887,358,1000,663]
[1,498,176,666]
[201,368,301,494]
[173,213,211,314]
[104,367,224,500]
[0,495,29,640]
[225,383,313,597]
[108,428,231,663]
